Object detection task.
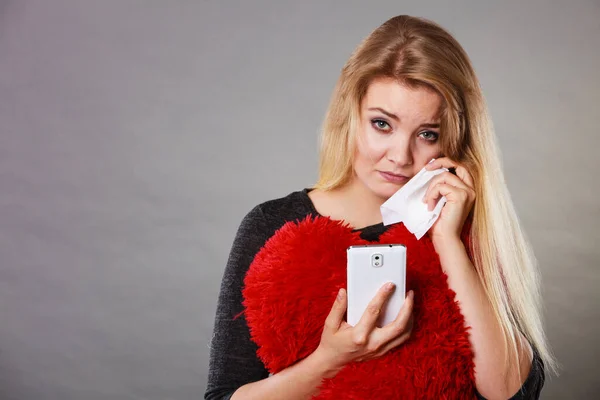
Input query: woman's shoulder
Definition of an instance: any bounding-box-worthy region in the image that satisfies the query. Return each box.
[233,188,317,245]
[248,188,316,226]
[225,188,317,276]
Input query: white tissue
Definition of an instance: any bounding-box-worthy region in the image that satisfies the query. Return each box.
[380,159,449,240]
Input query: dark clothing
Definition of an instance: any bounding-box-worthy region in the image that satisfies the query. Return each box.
[205,188,545,400]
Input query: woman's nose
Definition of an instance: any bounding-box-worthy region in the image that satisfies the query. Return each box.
[386,143,413,167]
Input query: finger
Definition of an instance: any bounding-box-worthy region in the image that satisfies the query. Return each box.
[353,282,395,339]
[423,156,452,171]
[324,288,347,331]
[356,317,414,362]
[425,159,475,188]
[422,172,471,209]
[456,169,474,189]
[423,170,474,206]
[425,171,472,196]
[426,183,471,211]
[372,328,412,358]
[379,290,414,339]
[424,156,455,171]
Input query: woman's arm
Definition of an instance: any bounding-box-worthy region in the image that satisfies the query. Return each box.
[422,159,543,399]
[205,205,273,399]
[475,349,545,400]
[205,203,345,400]
[232,283,414,400]
[435,237,534,400]
[230,350,339,400]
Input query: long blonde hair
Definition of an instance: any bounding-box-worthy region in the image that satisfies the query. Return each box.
[314,15,557,376]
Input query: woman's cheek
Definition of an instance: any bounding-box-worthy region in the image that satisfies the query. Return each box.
[362,130,389,159]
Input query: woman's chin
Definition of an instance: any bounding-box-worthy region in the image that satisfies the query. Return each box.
[358,178,406,200]
[375,183,405,199]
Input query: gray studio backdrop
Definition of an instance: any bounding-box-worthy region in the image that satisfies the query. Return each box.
[1,1,598,399]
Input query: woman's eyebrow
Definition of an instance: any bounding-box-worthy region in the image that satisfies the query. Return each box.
[420,122,440,128]
[367,107,440,128]
[368,107,399,120]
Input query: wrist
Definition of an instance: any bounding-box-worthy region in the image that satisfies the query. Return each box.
[311,346,345,379]
[431,235,463,253]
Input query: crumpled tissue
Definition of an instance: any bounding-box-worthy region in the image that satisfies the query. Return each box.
[380,159,449,240]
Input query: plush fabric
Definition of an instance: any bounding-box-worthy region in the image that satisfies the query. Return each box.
[242,215,476,399]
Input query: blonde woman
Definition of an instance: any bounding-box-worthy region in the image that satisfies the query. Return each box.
[206,15,555,400]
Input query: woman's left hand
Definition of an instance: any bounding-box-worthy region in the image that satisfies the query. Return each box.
[422,157,476,247]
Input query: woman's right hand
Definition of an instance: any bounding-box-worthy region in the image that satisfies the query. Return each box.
[314,283,415,376]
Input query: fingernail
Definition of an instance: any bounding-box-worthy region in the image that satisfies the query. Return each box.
[337,288,344,300]
[386,282,395,290]
[409,290,414,299]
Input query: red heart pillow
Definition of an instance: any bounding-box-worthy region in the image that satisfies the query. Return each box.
[242,215,476,399]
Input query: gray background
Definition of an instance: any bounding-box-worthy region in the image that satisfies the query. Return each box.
[1,0,598,399]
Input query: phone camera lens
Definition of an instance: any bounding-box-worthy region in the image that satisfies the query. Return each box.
[372,253,383,268]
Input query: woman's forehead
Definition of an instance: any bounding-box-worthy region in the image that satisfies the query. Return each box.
[362,79,443,121]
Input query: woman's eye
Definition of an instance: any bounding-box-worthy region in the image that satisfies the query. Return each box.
[420,130,439,141]
[371,119,391,132]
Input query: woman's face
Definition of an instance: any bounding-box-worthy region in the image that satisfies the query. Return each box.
[352,77,444,200]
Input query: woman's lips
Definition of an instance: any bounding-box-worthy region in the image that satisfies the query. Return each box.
[379,171,409,184]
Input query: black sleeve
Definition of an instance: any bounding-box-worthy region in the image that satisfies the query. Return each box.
[475,347,546,400]
[204,205,272,400]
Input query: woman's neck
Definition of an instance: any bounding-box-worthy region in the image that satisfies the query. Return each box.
[316,178,386,230]
[346,180,386,220]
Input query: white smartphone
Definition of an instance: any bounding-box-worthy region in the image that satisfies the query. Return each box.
[346,244,407,327]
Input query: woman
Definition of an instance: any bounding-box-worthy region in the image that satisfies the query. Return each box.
[205,15,556,400]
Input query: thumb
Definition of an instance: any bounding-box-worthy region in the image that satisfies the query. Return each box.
[324,288,347,331]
